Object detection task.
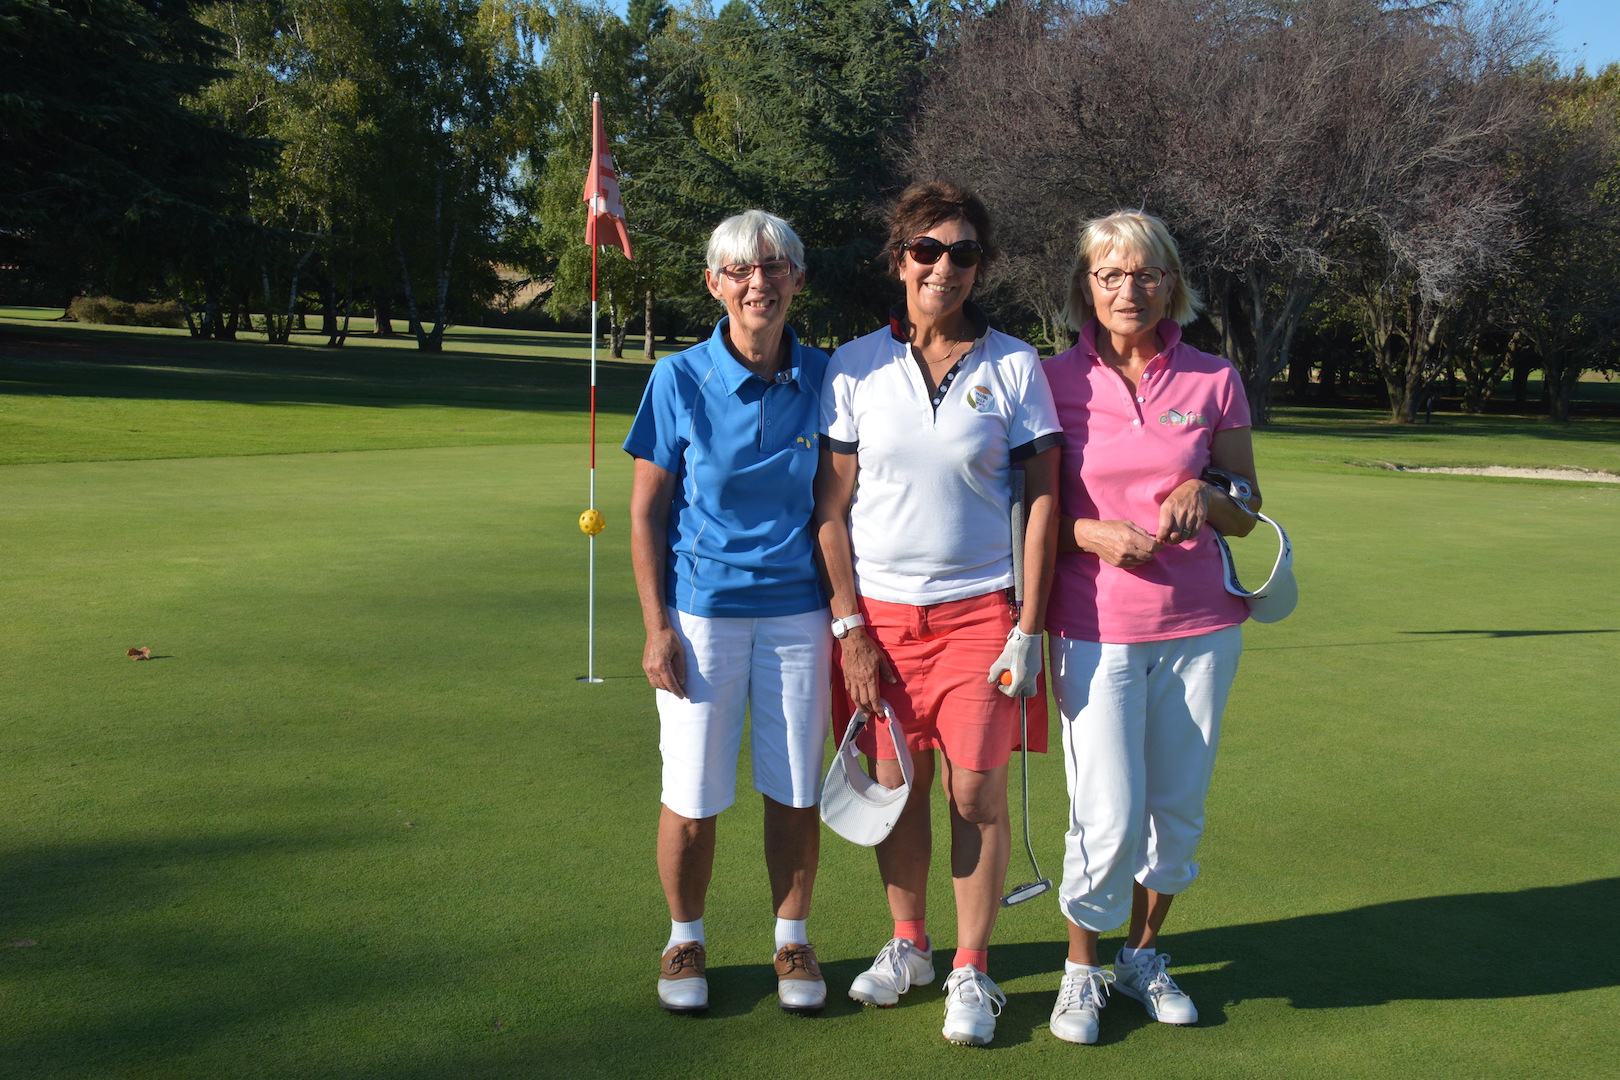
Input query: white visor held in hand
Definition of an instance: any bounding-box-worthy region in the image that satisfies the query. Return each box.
[819,702,912,846]
[1212,513,1298,623]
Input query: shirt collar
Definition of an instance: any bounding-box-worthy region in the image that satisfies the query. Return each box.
[1079,317,1182,366]
[710,317,804,394]
[888,300,991,346]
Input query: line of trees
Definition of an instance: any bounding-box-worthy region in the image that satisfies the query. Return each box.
[3,0,1616,419]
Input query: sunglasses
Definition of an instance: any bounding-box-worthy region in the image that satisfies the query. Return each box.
[902,236,984,268]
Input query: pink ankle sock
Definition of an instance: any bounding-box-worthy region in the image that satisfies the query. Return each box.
[953,947,989,972]
[895,920,928,949]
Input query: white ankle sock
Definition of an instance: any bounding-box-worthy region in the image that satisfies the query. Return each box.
[1118,945,1154,965]
[1065,960,1102,975]
[667,918,704,951]
[774,918,808,950]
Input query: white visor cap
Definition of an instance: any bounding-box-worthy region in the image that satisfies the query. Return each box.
[1212,513,1297,623]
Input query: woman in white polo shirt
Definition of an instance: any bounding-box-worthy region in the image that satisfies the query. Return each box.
[812,181,1062,1047]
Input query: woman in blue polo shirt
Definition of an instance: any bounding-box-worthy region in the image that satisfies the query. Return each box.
[624,210,831,1017]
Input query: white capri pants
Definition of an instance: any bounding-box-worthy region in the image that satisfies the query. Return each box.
[1051,625,1243,933]
[658,606,832,820]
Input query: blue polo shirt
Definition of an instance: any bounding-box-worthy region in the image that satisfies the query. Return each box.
[624,318,829,618]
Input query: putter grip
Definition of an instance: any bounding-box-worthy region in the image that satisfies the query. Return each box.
[1009,469,1026,606]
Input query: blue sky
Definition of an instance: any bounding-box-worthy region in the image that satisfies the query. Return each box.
[1546,0,1620,70]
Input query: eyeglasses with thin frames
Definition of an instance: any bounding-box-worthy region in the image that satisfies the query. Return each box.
[902,236,984,269]
[718,259,795,282]
[1091,266,1168,291]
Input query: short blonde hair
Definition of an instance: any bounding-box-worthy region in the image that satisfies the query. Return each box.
[1061,210,1203,330]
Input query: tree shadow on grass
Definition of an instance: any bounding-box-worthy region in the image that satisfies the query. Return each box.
[985,878,1619,1043]
[1250,628,1619,652]
[1397,629,1620,639]
[435,328,616,353]
[0,829,461,1077]
[1262,407,1620,443]
[0,323,654,414]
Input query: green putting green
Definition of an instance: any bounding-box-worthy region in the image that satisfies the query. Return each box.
[2,312,1615,1079]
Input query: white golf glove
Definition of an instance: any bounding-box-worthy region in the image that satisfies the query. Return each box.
[989,626,1042,698]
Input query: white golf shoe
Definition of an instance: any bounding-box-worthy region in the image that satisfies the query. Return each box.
[1112,950,1197,1025]
[848,937,934,1007]
[773,943,827,1014]
[1049,966,1114,1044]
[941,964,1005,1046]
[657,941,708,1014]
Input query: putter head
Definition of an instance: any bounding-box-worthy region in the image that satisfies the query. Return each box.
[1000,879,1052,907]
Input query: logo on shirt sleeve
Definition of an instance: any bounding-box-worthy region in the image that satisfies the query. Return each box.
[965,386,996,413]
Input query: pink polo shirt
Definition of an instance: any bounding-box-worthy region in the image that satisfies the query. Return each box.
[1044,320,1251,644]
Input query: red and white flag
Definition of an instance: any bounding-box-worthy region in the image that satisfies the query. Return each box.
[582,95,633,261]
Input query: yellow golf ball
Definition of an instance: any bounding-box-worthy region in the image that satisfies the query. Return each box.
[579,508,605,536]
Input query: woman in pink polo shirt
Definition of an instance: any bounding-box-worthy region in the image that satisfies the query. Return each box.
[1040,211,1261,1046]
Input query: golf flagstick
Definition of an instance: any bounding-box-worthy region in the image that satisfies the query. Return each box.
[576,92,631,685]
[1002,467,1052,907]
[578,98,603,685]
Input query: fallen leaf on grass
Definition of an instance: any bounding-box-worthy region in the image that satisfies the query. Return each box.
[12,940,37,947]
[403,822,414,828]
[127,647,151,660]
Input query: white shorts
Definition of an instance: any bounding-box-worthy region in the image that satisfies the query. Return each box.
[658,607,832,819]
[1051,626,1242,932]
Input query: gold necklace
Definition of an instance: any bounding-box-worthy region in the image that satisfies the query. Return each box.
[916,338,969,367]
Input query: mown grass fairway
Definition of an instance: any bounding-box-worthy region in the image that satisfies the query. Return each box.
[2,311,1616,1079]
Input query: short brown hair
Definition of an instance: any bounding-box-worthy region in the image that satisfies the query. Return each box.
[884,181,997,277]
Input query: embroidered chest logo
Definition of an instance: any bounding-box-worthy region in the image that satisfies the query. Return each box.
[1159,408,1208,428]
[794,433,818,450]
[965,386,996,413]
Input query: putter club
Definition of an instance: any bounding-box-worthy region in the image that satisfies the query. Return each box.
[1005,881,1052,906]
[1001,695,1052,906]
[1000,469,1052,908]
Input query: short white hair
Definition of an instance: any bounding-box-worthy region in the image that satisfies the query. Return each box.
[706,210,805,273]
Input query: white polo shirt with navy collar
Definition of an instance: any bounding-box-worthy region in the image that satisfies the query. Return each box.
[821,304,1063,606]
[624,317,829,618]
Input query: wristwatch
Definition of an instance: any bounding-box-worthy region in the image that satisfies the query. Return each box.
[831,613,866,638]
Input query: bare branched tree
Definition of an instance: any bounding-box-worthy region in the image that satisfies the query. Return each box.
[908,0,1546,423]
[905,0,1099,351]
[1329,4,1534,421]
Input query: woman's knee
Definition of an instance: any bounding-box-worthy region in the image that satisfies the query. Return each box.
[947,771,1006,825]
[953,796,1004,825]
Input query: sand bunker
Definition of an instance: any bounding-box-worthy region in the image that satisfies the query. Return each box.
[1376,464,1619,483]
